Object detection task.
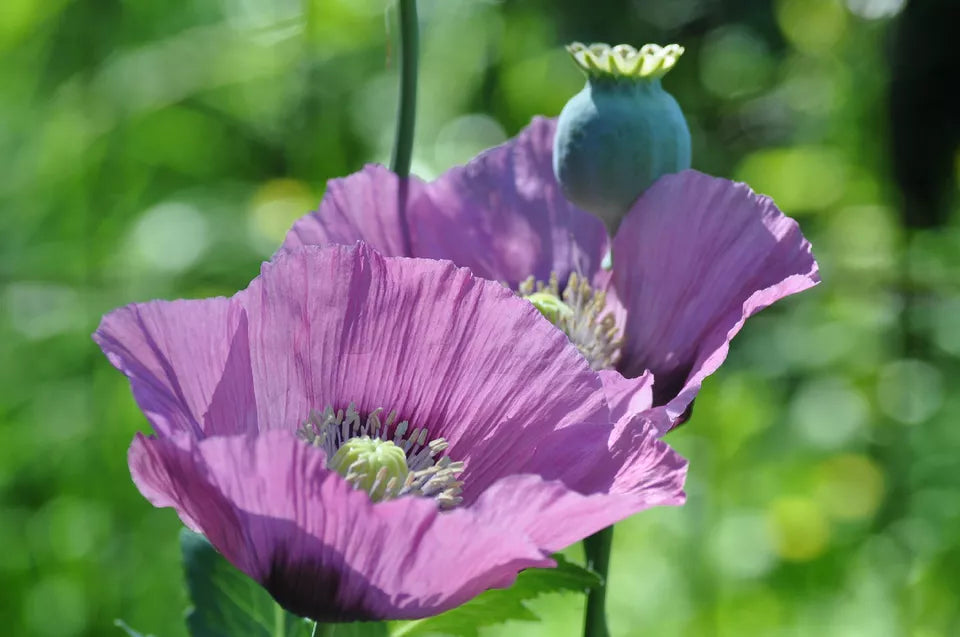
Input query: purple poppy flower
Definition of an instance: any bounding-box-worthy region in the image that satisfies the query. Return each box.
[283,117,820,434]
[94,243,686,621]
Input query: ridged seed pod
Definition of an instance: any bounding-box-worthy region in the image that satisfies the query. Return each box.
[553,43,692,237]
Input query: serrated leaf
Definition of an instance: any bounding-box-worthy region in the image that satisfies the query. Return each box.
[389,555,601,637]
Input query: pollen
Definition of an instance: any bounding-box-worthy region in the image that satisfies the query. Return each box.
[298,404,464,509]
[519,272,622,370]
[328,437,409,502]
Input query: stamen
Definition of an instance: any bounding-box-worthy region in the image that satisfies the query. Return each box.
[298,404,464,509]
[519,272,622,370]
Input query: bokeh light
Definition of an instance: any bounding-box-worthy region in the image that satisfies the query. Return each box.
[790,377,870,449]
[247,179,316,252]
[767,497,831,561]
[130,202,210,273]
[776,0,848,54]
[815,454,886,521]
[876,359,944,425]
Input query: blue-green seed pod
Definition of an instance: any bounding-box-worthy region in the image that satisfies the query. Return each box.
[553,43,691,236]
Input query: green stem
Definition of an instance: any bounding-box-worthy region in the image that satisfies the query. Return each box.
[389,0,419,178]
[582,526,614,637]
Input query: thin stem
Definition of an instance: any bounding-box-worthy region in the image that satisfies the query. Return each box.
[389,0,418,178]
[388,0,418,256]
[582,526,614,637]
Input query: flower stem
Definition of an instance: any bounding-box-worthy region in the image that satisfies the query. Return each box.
[582,526,614,637]
[390,0,419,178]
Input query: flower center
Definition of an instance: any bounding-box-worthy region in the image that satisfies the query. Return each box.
[328,437,408,502]
[518,272,622,370]
[298,404,464,509]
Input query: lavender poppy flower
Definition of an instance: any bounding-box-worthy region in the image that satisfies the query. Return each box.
[283,117,820,434]
[94,243,686,621]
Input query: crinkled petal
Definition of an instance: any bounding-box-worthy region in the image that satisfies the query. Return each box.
[238,243,610,503]
[281,119,608,288]
[413,116,608,286]
[516,369,684,500]
[524,370,660,489]
[282,164,421,258]
[597,369,653,425]
[595,369,680,438]
[612,170,820,423]
[129,430,552,621]
[93,297,256,437]
[202,312,259,436]
[473,425,686,552]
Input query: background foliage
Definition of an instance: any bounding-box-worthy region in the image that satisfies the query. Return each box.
[2,0,958,635]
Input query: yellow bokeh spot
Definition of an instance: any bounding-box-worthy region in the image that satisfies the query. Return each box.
[0,0,69,50]
[815,454,886,521]
[717,589,783,634]
[767,497,830,562]
[304,0,380,50]
[776,0,848,54]
[825,205,897,273]
[700,374,776,457]
[248,179,316,250]
[735,146,848,214]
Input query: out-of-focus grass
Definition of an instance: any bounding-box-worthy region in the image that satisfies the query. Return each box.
[1,1,958,636]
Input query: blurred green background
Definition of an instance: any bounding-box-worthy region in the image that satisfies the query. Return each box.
[2,0,958,635]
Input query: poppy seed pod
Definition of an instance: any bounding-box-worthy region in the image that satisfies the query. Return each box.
[553,43,691,236]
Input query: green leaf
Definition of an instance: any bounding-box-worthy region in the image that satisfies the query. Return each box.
[389,555,602,637]
[181,528,312,637]
[114,619,154,637]
[314,624,389,637]
[181,529,387,637]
